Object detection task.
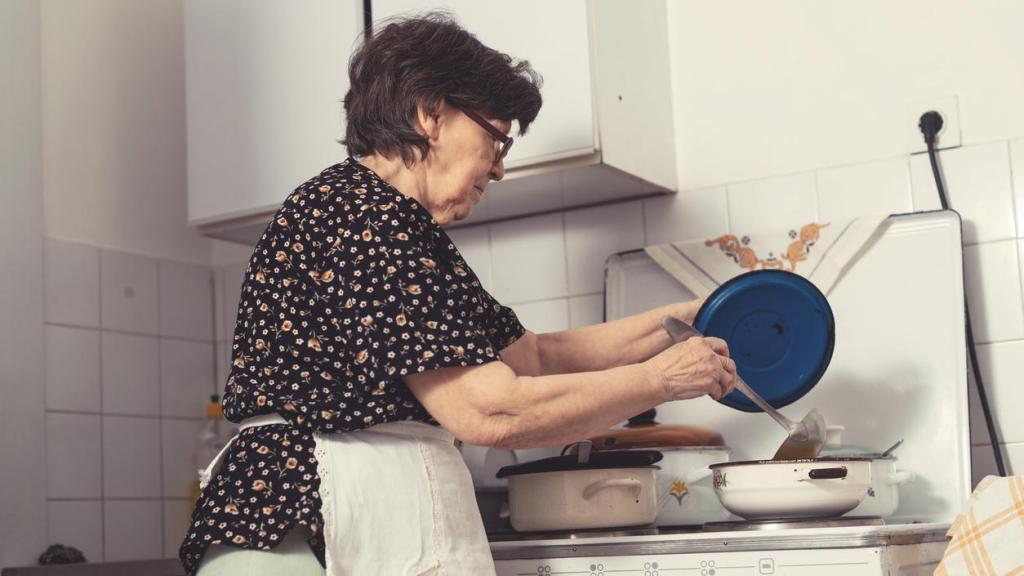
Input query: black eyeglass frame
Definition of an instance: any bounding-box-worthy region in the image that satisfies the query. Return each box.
[457,106,514,165]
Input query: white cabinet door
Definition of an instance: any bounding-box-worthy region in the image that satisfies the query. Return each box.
[371,0,596,168]
[186,0,363,226]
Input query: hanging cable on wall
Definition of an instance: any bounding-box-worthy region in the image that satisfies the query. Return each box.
[919,111,1007,477]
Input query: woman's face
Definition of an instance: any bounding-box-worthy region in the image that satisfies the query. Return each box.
[421,103,509,226]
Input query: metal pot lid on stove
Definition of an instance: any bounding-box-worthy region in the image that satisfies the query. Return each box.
[694,270,835,412]
[495,450,662,478]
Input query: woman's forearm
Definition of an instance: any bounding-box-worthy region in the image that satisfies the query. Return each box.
[486,362,668,449]
[405,359,669,449]
[536,301,692,375]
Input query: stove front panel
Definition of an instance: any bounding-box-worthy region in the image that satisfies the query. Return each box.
[496,546,894,576]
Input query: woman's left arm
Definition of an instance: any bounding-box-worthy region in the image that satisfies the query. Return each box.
[501,298,704,377]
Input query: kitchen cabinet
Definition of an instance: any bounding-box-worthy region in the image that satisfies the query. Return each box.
[184,0,363,233]
[187,0,679,242]
[372,0,596,169]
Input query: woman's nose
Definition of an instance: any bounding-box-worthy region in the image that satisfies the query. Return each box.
[489,158,505,182]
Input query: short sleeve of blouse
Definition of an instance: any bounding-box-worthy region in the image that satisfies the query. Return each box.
[325,194,524,389]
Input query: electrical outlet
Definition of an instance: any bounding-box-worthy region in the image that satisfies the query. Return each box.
[907,96,961,154]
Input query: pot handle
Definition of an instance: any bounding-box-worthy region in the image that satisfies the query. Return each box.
[807,466,848,480]
[887,470,916,486]
[499,501,510,519]
[582,478,643,500]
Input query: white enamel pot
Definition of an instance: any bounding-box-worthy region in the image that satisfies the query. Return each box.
[650,447,732,526]
[504,467,659,532]
[843,456,915,518]
[710,457,872,520]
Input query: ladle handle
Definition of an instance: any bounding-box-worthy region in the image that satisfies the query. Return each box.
[660,316,797,433]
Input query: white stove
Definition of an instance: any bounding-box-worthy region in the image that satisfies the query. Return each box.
[490,211,969,576]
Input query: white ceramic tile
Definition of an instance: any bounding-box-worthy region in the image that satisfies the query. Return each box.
[962,241,1024,343]
[490,213,568,303]
[1009,442,1024,476]
[45,325,101,412]
[164,499,193,559]
[972,341,1024,444]
[159,260,213,341]
[102,332,160,416]
[644,186,729,245]
[101,250,159,334]
[565,202,645,295]
[46,413,102,499]
[446,225,493,292]
[218,263,246,343]
[212,267,227,345]
[727,173,817,236]
[816,157,912,222]
[1013,138,1024,237]
[103,416,161,498]
[569,294,605,329]
[160,339,216,419]
[44,239,100,327]
[104,499,162,561]
[214,340,231,396]
[511,299,570,334]
[162,419,204,498]
[47,500,104,562]
[911,141,1015,244]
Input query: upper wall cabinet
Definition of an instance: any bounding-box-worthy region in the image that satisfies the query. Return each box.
[187,0,678,242]
[373,0,596,169]
[184,0,363,233]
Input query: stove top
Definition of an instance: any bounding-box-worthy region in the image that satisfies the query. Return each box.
[487,525,664,542]
[700,515,884,532]
[488,516,887,542]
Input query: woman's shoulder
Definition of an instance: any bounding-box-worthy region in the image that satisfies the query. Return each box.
[274,160,434,243]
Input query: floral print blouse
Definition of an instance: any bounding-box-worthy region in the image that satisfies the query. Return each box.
[179,159,525,574]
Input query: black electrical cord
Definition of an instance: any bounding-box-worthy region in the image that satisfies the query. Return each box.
[919,111,1007,477]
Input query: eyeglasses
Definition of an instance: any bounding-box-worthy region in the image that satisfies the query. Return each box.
[458,107,513,165]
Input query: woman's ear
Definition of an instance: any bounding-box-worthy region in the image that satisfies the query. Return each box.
[415,100,445,142]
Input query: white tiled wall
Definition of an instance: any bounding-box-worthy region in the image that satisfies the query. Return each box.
[43,239,217,562]
[446,138,1024,486]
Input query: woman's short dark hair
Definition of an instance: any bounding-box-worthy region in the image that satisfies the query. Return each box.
[343,12,543,165]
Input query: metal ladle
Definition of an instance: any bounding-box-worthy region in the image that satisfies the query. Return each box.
[661,315,827,460]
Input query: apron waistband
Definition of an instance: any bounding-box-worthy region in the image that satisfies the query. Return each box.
[198,414,454,490]
[239,412,288,430]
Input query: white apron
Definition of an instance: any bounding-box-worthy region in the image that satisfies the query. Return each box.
[200,416,496,576]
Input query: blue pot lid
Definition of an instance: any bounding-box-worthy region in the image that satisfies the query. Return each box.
[693,270,835,412]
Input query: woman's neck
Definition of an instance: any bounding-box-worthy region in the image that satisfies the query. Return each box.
[358,153,429,210]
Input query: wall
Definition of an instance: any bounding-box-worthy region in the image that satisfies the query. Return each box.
[42,239,217,562]
[17,0,222,566]
[40,0,211,265]
[0,0,48,568]
[664,0,1024,192]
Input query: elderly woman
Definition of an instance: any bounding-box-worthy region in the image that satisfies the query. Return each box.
[180,13,736,576]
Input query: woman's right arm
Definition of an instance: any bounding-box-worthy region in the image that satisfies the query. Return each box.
[404,336,736,449]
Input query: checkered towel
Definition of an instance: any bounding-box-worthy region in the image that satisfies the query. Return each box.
[934,476,1024,575]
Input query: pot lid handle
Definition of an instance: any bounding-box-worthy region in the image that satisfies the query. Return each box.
[627,409,658,427]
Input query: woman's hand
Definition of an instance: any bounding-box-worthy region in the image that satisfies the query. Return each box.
[644,336,737,402]
[679,296,707,325]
